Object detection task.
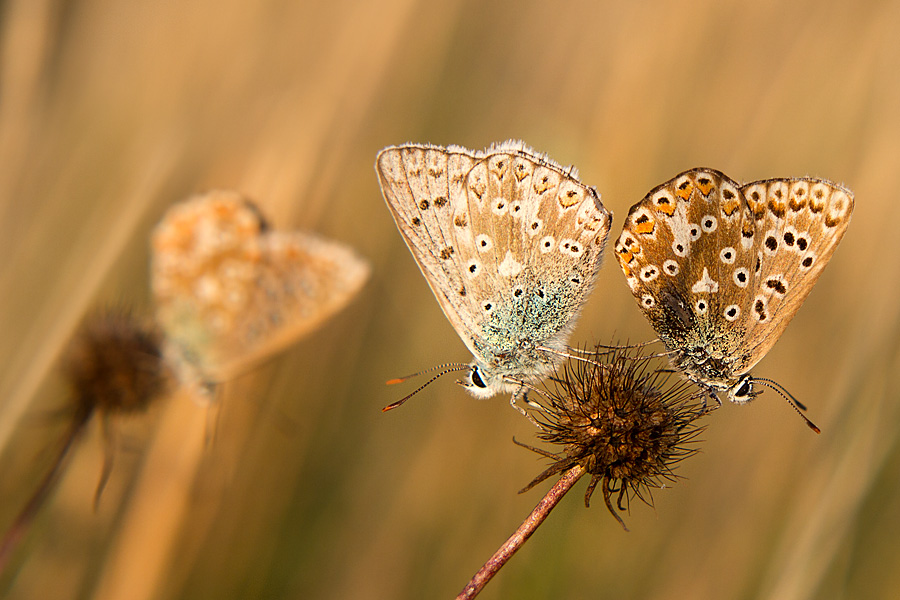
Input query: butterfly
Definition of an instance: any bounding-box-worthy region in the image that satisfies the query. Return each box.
[615,168,853,426]
[151,190,370,389]
[376,141,612,413]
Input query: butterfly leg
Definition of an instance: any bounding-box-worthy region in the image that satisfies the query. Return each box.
[700,389,722,413]
[510,386,542,428]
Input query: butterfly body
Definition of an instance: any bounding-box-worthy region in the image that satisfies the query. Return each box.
[377,141,611,399]
[461,272,591,397]
[616,168,853,405]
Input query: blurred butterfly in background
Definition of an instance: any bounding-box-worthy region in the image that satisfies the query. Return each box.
[615,168,853,431]
[0,191,371,573]
[151,190,371,393]
[376,141,611,415]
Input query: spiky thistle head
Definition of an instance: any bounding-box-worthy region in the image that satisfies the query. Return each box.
[520,345,706,530]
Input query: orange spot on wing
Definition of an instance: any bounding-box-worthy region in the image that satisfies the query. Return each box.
[789,195,806,211]
[634,220,655,235]
[656,201,676,216]
[676,182,694,201]
[722,198,740,216]
[697,180,714,196]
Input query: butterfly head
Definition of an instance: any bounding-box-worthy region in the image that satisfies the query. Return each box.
[458,363,506,399]
[725,373,757,404]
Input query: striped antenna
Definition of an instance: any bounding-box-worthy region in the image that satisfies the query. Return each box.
[383,363,470,412]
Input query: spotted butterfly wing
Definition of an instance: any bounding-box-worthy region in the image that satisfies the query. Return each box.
[616,168,853,401]
[152,191,370,384]
[737,176,853,373]
[377,141,612,398]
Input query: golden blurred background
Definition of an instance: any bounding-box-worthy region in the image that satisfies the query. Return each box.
[0,0,897,598]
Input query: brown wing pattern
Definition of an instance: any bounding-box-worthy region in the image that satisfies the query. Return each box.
[616,168,852,388]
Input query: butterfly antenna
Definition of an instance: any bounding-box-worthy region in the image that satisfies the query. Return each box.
[385,363,469,385]
[382,364,470,412]
[753,377,821,434]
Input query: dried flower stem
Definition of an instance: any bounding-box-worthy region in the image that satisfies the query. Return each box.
[0,411,90,574]
[456,464,585,600]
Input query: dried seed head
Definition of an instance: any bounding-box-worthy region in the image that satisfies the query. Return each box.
[64,309,171,418]
[520,346,705,529]
[0,310,173,570]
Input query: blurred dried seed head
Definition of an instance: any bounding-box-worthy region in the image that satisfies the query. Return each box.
[0,310,173,573]
[64,309,171,419]
[521,346,705,530]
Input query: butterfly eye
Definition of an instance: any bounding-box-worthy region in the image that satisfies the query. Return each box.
[735,378,752,398]
[471,367,487,388]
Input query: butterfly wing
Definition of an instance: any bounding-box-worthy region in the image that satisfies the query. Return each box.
[617,169,752,382]
[377,144,488,360]
[617,169,853,387]
[151,191,370,381]
[377,141,611,377]
[735,177,853,373]
[462,143,611,361]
